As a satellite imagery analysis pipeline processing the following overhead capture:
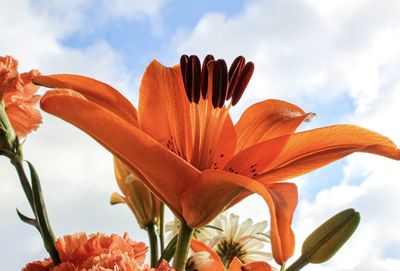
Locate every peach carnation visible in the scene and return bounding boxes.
[0,55,42,137]
[0,55,22,93]
[22,232,163,271]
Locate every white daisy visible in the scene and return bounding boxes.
[165,213,272,267]
[205,213,273,266]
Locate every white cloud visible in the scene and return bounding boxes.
[0,0,149,269]
[173,0,400,109]
[292,39,400,271]
[294,156,400,271]
[102,0,167,20]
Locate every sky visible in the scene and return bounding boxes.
[1,0,400,270]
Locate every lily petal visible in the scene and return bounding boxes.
[190,239,226,271]
[40,89,200,217]
[227,124,400,182]
[33,74,138,126]
[212,115,237,169]
[257,125,400,183]
[266,183,297,265]
[235,99,309,152]
[242,262,272,271]
[139,60,192,159]
[228,258,272,271]
[181,170,297,264]
[182,170,244,227]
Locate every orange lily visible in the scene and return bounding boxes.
[189,239,272,271]
[34,55,400,266]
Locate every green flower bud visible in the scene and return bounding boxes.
[302,208,360,263]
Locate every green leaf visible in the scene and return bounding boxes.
[203,224,223,232]
[157,234,178,266]
[16,208,38,229]
[302,208,361,263]
[27,160,61,264]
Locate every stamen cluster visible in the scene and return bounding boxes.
[180,55,254,108]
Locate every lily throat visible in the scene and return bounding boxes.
[170,54,254,171]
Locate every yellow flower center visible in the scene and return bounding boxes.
[216,239,246,267]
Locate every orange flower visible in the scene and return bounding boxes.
[189,239,272,271]
[0,55,42,138]
[34,55,400,265]
[22,232,150,271]
[143,260,175,271]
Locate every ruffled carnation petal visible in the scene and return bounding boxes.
[0,56,42,137]
[23,233,149,271]
[0,55,22,94]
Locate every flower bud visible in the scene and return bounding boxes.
[112,157,161,229]
[301,208,360,263]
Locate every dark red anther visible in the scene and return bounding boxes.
[180,55,188,86]
[231,62,254,106]
[200,54,214,99]
[188,55,201,103]
[227,56,245,99]
[211,59,228,108]
[181,55,201,103]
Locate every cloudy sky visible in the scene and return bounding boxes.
[1,0,400,270]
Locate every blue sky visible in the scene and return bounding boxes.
[1,0,400,270]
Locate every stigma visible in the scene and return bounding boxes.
[180,55,254,108]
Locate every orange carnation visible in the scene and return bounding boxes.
[0,55,42,137]
[22,233,157,271]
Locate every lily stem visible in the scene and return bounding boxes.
[159,203,165,252]
[285,256,308,271]
[147,223,159,268]
[172,221,194,271]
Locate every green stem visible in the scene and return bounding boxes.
[285,256,308,271]
[13,159,34,210]
[147,223,159,268]
[0,101,16,150]
[172,221,194,271]
[13,160,60,265]
[159,203,165,253]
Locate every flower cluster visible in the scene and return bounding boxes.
[22,232,173,271]
[1,54,398,271]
